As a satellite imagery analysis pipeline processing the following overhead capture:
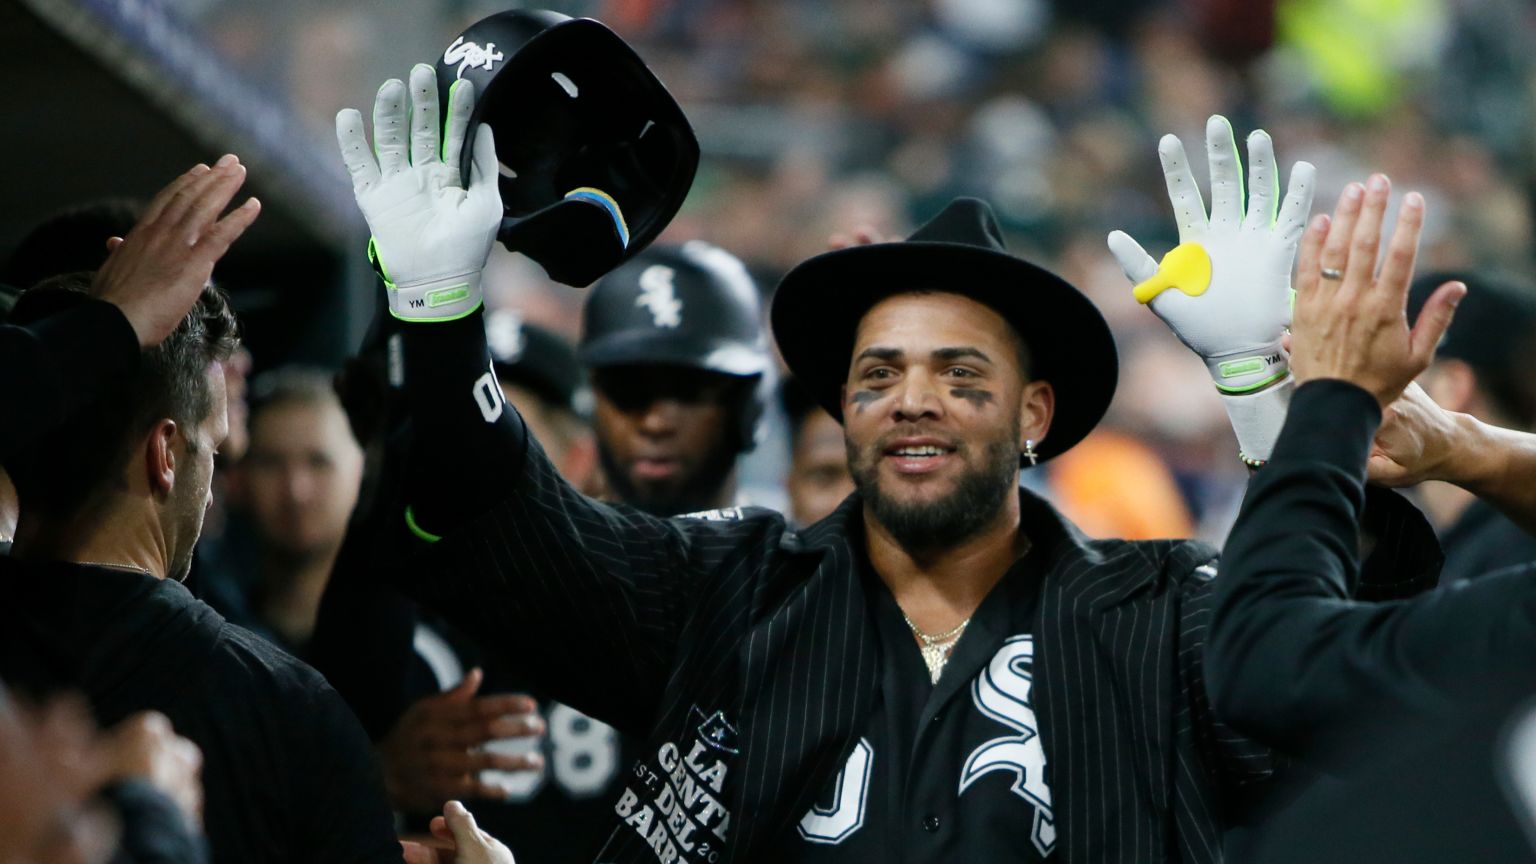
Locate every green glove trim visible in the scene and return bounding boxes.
[425,284,471,308]
[1214,369,1289,395]
[1218,357,1267,378]
[404,506,443,543]
[367,237,398,290]
[442,80,466,164]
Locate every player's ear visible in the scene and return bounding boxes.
[143,419,179,498]
[1018,380,1054,452]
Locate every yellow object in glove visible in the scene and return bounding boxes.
[1133,243,1212,305]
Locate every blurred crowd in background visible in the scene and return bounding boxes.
[6,0,1536,860]
[138,0,1536,544]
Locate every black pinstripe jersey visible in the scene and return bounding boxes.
[769,540,1052,862]
[411,430,1440,864]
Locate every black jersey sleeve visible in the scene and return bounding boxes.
[1,294,140,460]
[395,311,779,733]
[1207,380,1536,758]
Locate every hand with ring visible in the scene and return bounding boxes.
[1288,173,1467,407]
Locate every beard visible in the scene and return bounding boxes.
[598,437,740,518]
[848,423,1021,552]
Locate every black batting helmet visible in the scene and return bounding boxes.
[435,10,699,288]
[579,242,771,451]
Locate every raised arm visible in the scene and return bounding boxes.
[1202,175,1536,756]
[1108,114,1314,467]
[333,66,762,730]
[1,160,258,460]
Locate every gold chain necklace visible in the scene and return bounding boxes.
[77,561,156,578]
[899,609,971,684]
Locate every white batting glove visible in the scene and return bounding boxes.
[1107,115,1315,461]
[336,64,502,323]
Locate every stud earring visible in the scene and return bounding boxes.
[1023,439,1039,467]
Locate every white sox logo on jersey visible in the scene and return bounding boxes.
[443,37,505,79]
[961,635,1055,856]
[637,265,683,328]
[797,635,1055,855]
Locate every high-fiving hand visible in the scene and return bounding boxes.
[1108,115,1316,463]
[1288,174,1465,407]
[337,65,502,323]
[93,157,260,348]
[1109,115,1315,396]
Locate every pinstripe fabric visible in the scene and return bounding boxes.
[411,437,1438,863]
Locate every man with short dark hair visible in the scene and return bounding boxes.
[0,239,400,862]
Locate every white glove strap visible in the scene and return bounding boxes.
[388,271,484,322]
[1219,375,1293,462]
[1204,343,1289,395]
[369,238,484,323]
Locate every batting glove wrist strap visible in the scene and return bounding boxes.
[369,238,484,322]
[1220,375,1292,462]
[1205,344,1289,395]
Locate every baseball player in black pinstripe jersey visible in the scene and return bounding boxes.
[337,71,1442,863]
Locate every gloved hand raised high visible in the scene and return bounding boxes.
[1108,115,1315,462]
[337,64,502,323]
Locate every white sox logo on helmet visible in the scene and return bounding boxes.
[637,265,684,329]
[444,37,505,79]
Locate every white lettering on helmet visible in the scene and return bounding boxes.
[444,37,506,79]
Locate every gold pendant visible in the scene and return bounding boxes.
[920,644,948,684]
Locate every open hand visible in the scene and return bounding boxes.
[378,669,544,814]
[1289,174,1466,407]
[93,157,260,348]
[1108,115,1314,394]
[336,65,501,322]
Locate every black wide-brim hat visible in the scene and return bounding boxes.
[771,197,1118,462]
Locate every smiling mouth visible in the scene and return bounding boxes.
[887,445,950,457]
[882,442,958,474]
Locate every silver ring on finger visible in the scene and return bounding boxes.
[1320,267,1345,280]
